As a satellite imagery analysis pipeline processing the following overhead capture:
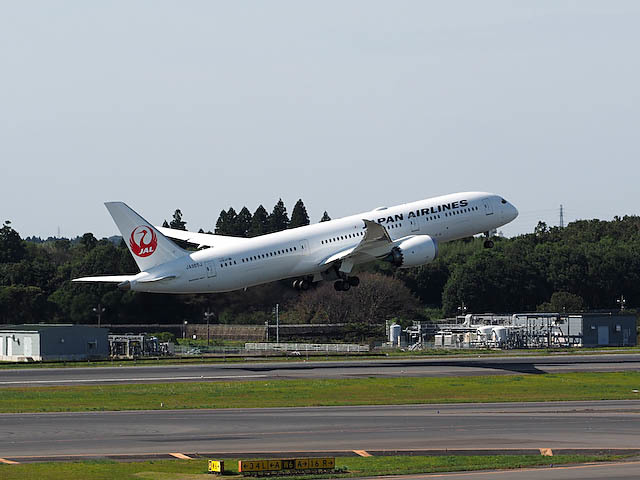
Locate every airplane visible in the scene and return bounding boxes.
[73,192,518,293]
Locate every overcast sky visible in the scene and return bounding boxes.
[2,1,639,239]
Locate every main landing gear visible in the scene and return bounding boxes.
[334,276,360,292]
[292,278,312,290]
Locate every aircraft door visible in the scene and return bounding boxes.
[205,261,217,278]
[482,198,494,216]
[410,218,420,232]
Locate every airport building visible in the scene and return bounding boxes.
[0,325,108,362]
[402,313,637,350]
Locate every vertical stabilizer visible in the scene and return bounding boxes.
[105,202,187,272]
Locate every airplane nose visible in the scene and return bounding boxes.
[508,203,518,222]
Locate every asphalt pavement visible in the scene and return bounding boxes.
[356,460,640,480]
[1,400,639,459]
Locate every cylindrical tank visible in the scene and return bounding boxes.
[389,324,402,345]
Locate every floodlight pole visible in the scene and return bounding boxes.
[92,303,105,328]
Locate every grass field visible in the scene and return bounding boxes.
[0,455,625,480]
[1,372,639,413]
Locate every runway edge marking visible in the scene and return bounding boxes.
[353,450,372,457]
[169,453,193,460]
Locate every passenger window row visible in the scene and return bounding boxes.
[220,246,299,268]
[321,230,364,245]
[444,206,479,217]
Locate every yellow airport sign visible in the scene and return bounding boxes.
[208,460,224,473]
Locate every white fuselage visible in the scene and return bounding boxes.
[128,192,517,293]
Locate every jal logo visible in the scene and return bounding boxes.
[129,225,158,257]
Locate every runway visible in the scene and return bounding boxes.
[360,461,640,480]
[1,353,639,387]
[1,400,639,459]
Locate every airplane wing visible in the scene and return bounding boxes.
[155,226,249,248]
[319,219,394,268]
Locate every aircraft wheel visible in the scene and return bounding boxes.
[293,280,300,289]
[299,280,310,291]
[341,280,351,292]
[483,240,494,249]
[348,276,360,287]
[334,281,343,291]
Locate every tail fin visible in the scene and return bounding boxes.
[105,202,187,272]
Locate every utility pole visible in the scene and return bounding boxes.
[92,303,105,328]
[559,204,564,228]
[204,309,215,346]
[272,304,280,343]
[617,295,626,312]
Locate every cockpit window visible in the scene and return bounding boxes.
[501,198,507,204]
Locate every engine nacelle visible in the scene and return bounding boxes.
[385,235,438,268]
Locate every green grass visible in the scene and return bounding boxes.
[0,455,625,480]
[1,372,639,413]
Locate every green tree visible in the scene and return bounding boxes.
[80,233,97,251]
[268,199,289,233]
[0,221,26,263]
[215,208,238,235]
[537,291,585,313]
[235,207,253,237]
[169,209,187,230]
[320,211,331,222]
[249,205,269,237]
[289,199,310,228]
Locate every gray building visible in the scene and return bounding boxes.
[578,314,637,347]
[0,325,108,362]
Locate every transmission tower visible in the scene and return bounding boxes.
[559,204,564,228]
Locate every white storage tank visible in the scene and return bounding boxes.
[389,324,402,346]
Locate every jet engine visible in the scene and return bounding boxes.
[384,235,438,268]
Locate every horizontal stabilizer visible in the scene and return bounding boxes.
[72,275,137,283]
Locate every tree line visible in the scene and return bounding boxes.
[1,200,639,334]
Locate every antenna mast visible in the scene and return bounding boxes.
[559,204,564,228]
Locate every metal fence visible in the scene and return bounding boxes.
[245,342,369,353]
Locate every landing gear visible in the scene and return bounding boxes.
[293,278,311,290]
[483,230,495,249]
[334,276,360,292]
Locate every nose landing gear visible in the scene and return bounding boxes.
[483,229,497,249]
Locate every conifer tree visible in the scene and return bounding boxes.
[320,211,331,222]
[215,208,240,235]
[289,199,310,228]
[249,205,269,237]
[268,198,289,233]
[169,209,187,231]
[236,207,253,237]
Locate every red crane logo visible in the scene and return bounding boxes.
[129,225,158,257]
